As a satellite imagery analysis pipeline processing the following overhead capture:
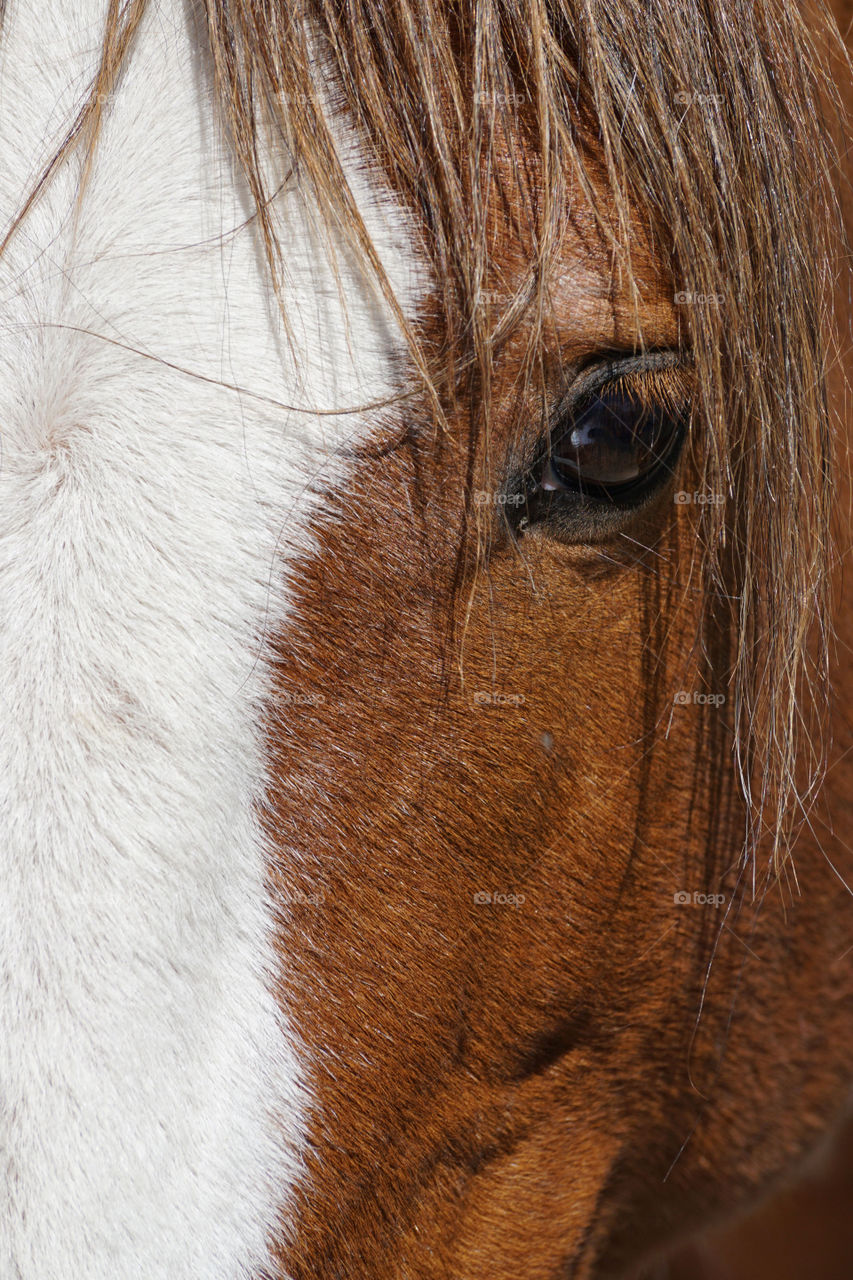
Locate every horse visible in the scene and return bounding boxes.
[1,0,852,1277]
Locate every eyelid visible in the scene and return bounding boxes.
[538,353,691,503]
[556,349,692,418]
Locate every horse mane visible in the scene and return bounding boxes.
[10,0,848,872]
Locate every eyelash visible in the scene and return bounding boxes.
[503,355,693,536]
[543,370,688,497]
[553,359,692,430]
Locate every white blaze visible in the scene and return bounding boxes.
[0,2,419,1276]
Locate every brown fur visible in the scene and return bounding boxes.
[258,2,853,1274]
[206,0,845,870]
[261,121,853,1276]
[6,1,853,1275]
[4,0,842,863]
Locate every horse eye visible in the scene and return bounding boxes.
[542,389,684,500]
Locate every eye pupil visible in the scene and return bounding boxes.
[545,390,681,499]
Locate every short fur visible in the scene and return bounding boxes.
[0,1,422,1276]
[1,1,853,1278]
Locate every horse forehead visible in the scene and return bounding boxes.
[0,3,422,1275]
[0,0,421,458]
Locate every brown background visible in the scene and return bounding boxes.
[641,1114,853,1280]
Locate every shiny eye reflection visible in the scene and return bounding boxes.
[542,388,685,500]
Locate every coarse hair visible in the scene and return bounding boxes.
[7,0,848,870]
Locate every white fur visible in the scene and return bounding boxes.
[0,2,420,1276]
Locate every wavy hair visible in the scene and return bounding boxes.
[7,0,848,869]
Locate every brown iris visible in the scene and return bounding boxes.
[542,389,683,500]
